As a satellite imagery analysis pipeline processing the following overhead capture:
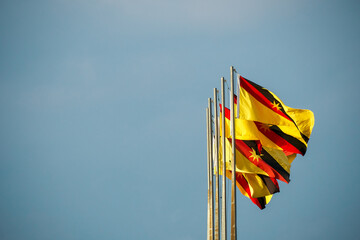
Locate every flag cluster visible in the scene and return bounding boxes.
[218,76,314,209]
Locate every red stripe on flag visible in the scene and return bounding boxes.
[230,138,288,183]
[240,76,292,122]
[219,104,234,120]
[234,172,265,209]
[234,139,286,181]
[254,122,302,155]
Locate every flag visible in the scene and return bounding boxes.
[219,111,292,183]
[220,104,308,155]
[219,150,280,198]
[242,173,279,198]
[214,72,314,210]
[225,171,273,210]
[239,75,314,144]
[232,138,290,183]
[217,104,294,195]
[219,135,289,209]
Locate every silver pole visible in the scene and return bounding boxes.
[230,66,237,240]
[214,89,220,240]
[207,107,211,240]
[208,98,214,240]
[221,77,227,240]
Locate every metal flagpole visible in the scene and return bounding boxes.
[206,107,211,240]
[236,73,240,119]
[208,98,214,240]
[221,77,227,240]
[230,66,237,240]
[213,89,220,240]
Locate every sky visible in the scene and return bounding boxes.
[1,0,360,239]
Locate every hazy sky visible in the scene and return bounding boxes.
[1,1,360,239]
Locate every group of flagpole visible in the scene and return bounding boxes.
[206,66,237,240]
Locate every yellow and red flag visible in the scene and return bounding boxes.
[221,104,308,155]
[218,135,287,209]
[239,76,314,145]
[225,171,274,210]
[216,74,314,209]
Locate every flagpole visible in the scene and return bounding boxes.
[220,77,227,240]
[213,89,220,240]
[206,107,211,240]
[208,98,214,240]
[230,66,237,240]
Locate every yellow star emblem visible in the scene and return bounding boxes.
[249,148,261,163]
[272,101,282,111]
[259,123,272,132]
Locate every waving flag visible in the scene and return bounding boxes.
[218,133,290,183]
[217,106,295,209]
[218,132,292,208]
[242,173,279,198]
[213,70,314,211]
[220,104,308,155]
[225,171,274,210]
[239,76,314,144]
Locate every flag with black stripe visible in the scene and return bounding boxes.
[220,104,310,156]
[239,76,314,145]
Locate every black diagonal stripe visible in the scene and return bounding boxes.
[243,77,309,143]
[242,77,290,118]
[242,140,261,154]
[269,125,308,155]
[300,132,310,143]
[259,175,279,194]
[261,148,290,183]
[257,197,266,210]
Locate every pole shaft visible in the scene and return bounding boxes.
[214,89,220,240]
[208,98,214,240]
[230,66,237,240]
[206,108,211,240]
[221,78,227,240]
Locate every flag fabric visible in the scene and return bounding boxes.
[242,173,279,198]
[232,138,290,183]
[218,135,279,209]
[220,102,309,156]
[218,133,288,209]
[215,73,314,210]
[218,143,280,198]
[218,134,290,183]
[225,171,273,210]
[217,106,295,209]
[239,75,314,145]
[219,111,293,182]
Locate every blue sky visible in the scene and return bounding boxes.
[1,1,359,239]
